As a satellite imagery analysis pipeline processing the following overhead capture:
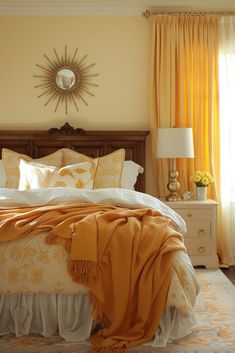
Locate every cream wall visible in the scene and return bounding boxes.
[0,16,157,196]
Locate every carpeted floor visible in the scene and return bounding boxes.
[0,269,235,353]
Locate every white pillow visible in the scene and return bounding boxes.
[121,161,144,190]
[0,160,7,188]
[19,159,97,190]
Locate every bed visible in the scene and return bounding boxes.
[0,123,199,353]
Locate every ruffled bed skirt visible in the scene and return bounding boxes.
[0,293,93,342]
[0,291,196,347]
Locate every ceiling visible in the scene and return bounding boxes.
[0,0,235,16]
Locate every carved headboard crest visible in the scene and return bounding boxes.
[48,122,86,135]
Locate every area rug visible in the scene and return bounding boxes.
[0,269,235,353]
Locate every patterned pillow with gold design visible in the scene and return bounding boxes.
[2,148,64,189]
[63,148,125,188]
[18,159,97,190]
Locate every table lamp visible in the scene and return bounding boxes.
[156,127,194,201]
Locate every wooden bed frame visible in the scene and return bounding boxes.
[0,123,149,193]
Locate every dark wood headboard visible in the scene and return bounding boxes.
[0,123,149,192]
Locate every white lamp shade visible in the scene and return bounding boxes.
[156,128,194,158]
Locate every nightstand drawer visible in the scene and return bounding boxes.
[161,199,218,268]
[184,222,211,238]
[184,239,213,256]
[176,208,212,221]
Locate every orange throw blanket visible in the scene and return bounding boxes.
[0,203,186,353]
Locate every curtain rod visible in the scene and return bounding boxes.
[142,9,235,19]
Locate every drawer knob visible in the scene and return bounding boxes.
[198,246,205,253]
[187,212,192,218]
[198,229,205,236]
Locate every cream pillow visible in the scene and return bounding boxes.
[121,161,144,190]
[19,159,97,190]
[2,148,64,189]
[63,148,125,189]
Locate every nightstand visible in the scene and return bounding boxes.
[161,199,219,269]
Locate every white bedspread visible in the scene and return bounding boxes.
[0,187,186,232]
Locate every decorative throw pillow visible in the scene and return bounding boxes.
[18,159,97,190]
[2,148,64,189]
[121,161,144,190]
[63,148,125,189]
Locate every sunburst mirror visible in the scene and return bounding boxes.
[33,46,99,114]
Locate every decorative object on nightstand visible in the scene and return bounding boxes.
[161,198,219,269]
[183,191,194,201]
[156,128,194,202]
[190,170,214,201]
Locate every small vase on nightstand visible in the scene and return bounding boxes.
[196,186,207,201]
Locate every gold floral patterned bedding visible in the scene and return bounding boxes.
[0,228,198,321]
[167,251,199,317]
[0,231,87,294]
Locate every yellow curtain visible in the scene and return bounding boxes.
[150,14,220,201]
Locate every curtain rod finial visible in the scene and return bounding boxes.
[142,9,151,19]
